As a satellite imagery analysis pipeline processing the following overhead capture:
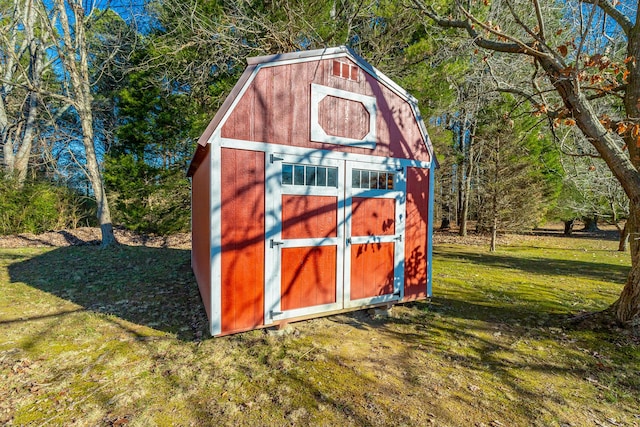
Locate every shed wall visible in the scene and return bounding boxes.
[220,148,265,334]
[404,167,430,300]
[191,146,212,319]
[221,58,430,163]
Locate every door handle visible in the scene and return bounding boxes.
[270,240,284,248]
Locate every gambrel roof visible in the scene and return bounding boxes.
[188,46,436,176]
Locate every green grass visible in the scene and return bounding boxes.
[1,236,638,426]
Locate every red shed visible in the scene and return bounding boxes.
[187,46,436,337]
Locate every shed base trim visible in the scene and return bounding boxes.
[210,298,427,337]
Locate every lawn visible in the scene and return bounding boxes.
[1,233,638,426]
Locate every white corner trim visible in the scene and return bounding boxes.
[209,142,222,336]
[310,83,377,149]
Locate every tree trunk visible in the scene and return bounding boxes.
[1,0,43,184]
[619,221,629,252]
[582,215,600,232]
[459,127,475,237]
[80,111,117,247]
[536,57,640,325]
[490,138,499,252]
[456,156,463,227]
[440,217,451,230]
[13,40,43,184]
[490,217,497,252]
[614,260,640,324]
[613,204,640,323]
[1,94,13,175]
[563,219,575,236]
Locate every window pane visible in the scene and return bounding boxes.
[317,167,327,186]
[360,171,369,189]
[327,167,338,187]
[379,173,387,189]
[352,169,361,188]
[387,173,394,190]
[282,164,293,185]
[370,172,378,189]
[305,166,316,186]
[294,165,305,185]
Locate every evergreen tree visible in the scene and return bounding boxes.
[474,97,562,250]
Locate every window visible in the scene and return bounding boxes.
[352,169,394,190]
[282,164,338,187]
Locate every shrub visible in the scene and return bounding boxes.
[0,176,96,235]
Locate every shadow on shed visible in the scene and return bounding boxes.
[7,245,208,341]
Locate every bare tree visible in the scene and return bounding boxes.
[0,0,51,184]
[414,0,640,325]
[43,0,116,246]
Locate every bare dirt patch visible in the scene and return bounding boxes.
[432,222,623,247]
[0,227,191,249]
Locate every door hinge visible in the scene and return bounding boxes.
[270,154,284,163]
[270,239,284,248]
[395,234,403,242]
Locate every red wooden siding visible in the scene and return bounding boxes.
[221,58,430,162]
[351,197,395,236]
[404,167,429,300]
[350,243,395,300]
[220,148,265,333]
[281,246,337,310]
[191,146,211,320]
[282,195,338,239]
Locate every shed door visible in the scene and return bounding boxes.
[264,154,405,324]
[265,154,345,323]
[345,162,405,308]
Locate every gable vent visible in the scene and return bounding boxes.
[332,60,359,82]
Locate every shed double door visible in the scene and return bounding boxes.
[265,153,406,324]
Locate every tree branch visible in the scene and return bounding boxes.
[483,57,547,108]
[503,0,564,65]
[532,0,546,41]
[574,0,600,74]
[584,84,626,100]
[456,1,552,58]
[412,0,530,55]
